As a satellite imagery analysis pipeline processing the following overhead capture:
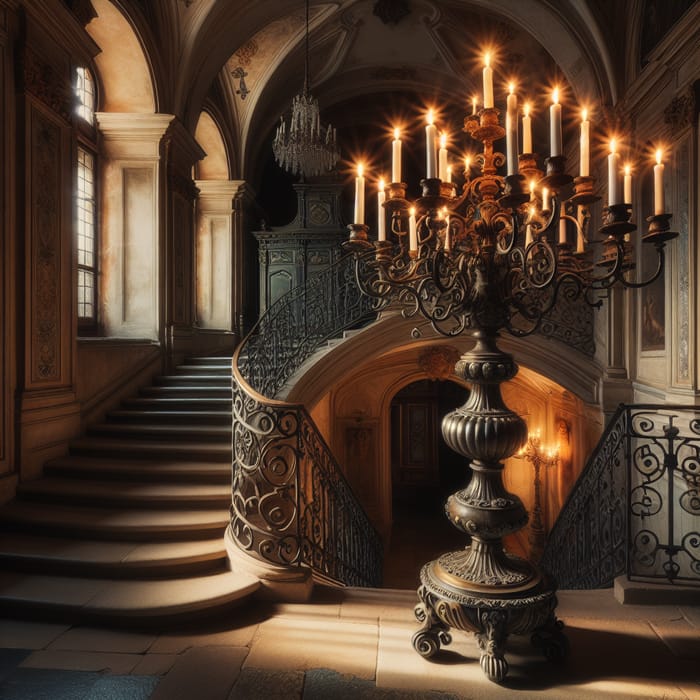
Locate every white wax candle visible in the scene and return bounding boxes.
[464,156,471,178]
[525,222,533,247]
[608,140,620,206]
[522,102,532,154]
[446,165,452,184]
[471,97,477,115]
[483,53,494,109]
[623,164,632,205]
[576,205,585,253]
[506,84,518,176]
[354,164,365,224]
[654,149,665,215]
[580,108,590,177]
[559,201,567,244]
[409,207,417,252]
[392,128,402,183]
[377,179,386,241]
[529,180,535,202]
[444,213,451,252]
[425,110,437,178]
[542,186,550,212]
[550,88,562,157]
[438,133,448,181]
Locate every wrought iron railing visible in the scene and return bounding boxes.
[231,254,383,588]
[542,404,700,589]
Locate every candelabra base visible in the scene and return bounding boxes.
[413,559,567,683]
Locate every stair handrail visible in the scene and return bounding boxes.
[230,253,383,588]
[542,403,700,589]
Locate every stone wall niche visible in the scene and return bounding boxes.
[96,113,174,341]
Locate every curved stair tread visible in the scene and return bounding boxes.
[17,477,230,506]
[69,437,232,461]
[108,409,232,422]
[1,501,229,538]
[88,423,232,437]
[0,570,260,619]
[0,533,226,568]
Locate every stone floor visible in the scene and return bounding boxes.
[1,585,699,699]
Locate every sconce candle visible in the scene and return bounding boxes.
[623,164,632,205]
[542,186,550,212]
[483,53,494,109]
[354,164,365,224]
[377,178,386,241]
[506,83,518,176]
[558,201,567,244]
[654,149,665,215]
[425,110,437,178]
[522,102,532,154]
[607,139,620,206]
[443,207,451,252]
[471,96,477,115]
[577,205,585,253]
[409,207,417,252]
[464,155,471,177]
[550,88,562,157]
[439,133,448,181]
[392,128,402,183]
[580,108,590,177]
[446,165,453,184]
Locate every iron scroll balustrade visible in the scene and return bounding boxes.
[542,405,700,589]
[343,101,678,682]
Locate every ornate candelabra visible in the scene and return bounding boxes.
[516,431,560,562]
[343,87,677,682]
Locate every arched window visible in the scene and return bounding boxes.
[74,66,98,329]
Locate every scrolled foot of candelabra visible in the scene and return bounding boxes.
[477,610,509,683]
[531,615,569,662]
[412,592,453,659]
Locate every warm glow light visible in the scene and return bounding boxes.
[393,127,400,140]
[508,82,515,95]
[484,52,491,68]
[427,109,434,126]
[529,179,535,193]
[624,164,631,177]
[409,206,416,216]
[357,163,364,177]
[441,206,447,218]
[552,87,559,104]
[655,148,663,165]
[465,155,471,169]
[582,107,588,121]
[610,138,617,155]
[528,205,535,219]
[378,177,385,190]
[440,133,447,148]
[524,102,531,118]
[472,96,477,110]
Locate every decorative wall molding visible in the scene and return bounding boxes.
[20,47,71,122]
[664,83,699,133]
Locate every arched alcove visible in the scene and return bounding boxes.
[195,111,230,180]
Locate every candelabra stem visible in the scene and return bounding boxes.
[412,330,567,682]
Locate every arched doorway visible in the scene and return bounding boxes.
[383,379,470,588]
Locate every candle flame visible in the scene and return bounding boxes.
[357,163,364,177]
[427,109,434,126]
[393,127,400,140]
[523,102,531,118]
[484,52,491,68]
[655,148,663,165]
[529,179,535,193]
[528,205,535,218]
[552,87,559,105]
[409,206,416,216]
[610,138,617,154]
[582,107,588,121]
[508,82,515,95]
[378,177,385,190]
[440,133,447,148]
[624,164,631,176]
[472,97,477,108]
[465,155,471,168]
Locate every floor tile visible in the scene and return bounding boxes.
[0,667,100,700]
[130,653,178,676]
[150,646,248,700]
[47,626,156,654]
[228,667,304,699]
[0,620,71,649]
[20,649,142,674]
[85,674,160,700]
[650,617,700,659]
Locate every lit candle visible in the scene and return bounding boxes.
[576,205,585,253]
[472,96,477,115]
[377,178,386,241]
[529,179,535,202]
[446,165,452,184]
[654,149,665,215]
[443,207,451,252]
[623,164,632,205]
[506,83,518,176]
[525,206,535,246]
[559,201,567,244]
[483,53,494,109]
[425,110,437,178]
[464,155,472,178]
[392,127,402,183]
[550,87,562,157]
[522,102,532,154]
[580,108,590,177]
[409,207,417,252]
[608,139,620,206]
[438,133,448,181]
[542,186,550,212]
[354,163,365,224]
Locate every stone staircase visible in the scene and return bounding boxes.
[0,356,260,625]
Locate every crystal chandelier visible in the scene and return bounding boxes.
[344,53,677,683]
[272,0,339,178]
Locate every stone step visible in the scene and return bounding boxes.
[16,477,230,509]
[183,356,231,366]
[0,570,260,624]
[87,422,232,441]
[0,501,229,541]
[69,437,232,462]
[121,396,232,411]
[45,455,231,483]
[0,533,228,579]
[154,375,230,387]
[139,385,231,398]
[174,364,231,375]
[107,408,231,425]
